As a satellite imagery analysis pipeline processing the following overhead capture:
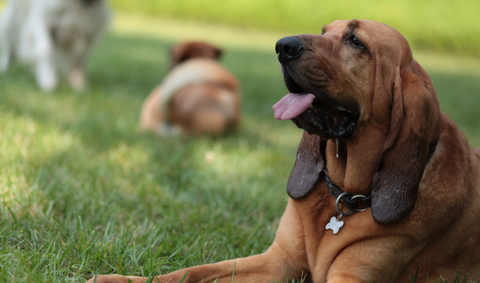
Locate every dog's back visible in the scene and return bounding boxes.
[170,81,239,136]
[140,42,241,137]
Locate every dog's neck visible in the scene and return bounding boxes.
[324,139,348,186]
[325,138,379,195]
[325,138,439,195]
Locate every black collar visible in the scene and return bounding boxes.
[325,140,438,212]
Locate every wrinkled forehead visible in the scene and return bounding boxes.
[324,20,403,40]
[323,20,412,61]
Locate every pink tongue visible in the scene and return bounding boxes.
[272,93,315,120]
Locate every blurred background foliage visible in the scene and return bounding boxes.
[110,0,480,56]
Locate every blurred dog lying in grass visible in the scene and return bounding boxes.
[0,0,110,91]
[140,41,241,137]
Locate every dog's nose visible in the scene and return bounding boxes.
[276,37,304,64]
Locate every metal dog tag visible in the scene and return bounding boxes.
[326,216,344,234]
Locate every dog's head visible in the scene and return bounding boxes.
[275,20,443,224]
[169,41,223,69]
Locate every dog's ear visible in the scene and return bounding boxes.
[371,62,440,224]
[287,132,326,199]
[169,44,189,69]
[211,46,222,59]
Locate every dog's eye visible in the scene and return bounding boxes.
[349,35,364,48]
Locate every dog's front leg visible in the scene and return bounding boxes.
[0,36,12,72]
[159,248,301,283]
[25,17,58,91]
[0,25,12,72]
[317,233,423,283]
[65,35,88,92]
[0,2,14,72]
[88,247,303,283]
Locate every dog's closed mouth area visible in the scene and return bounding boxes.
[273,73,359,140]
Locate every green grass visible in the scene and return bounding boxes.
[108,0,480,56]
[0,13,479,283]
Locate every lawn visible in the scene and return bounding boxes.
[0,13,479,282]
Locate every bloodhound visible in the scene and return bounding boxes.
[139,41,240,137]
[88,20,480,283]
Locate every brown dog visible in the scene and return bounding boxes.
[139,41,240,137]
[90,20,480,283]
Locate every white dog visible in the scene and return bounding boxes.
[0,0,110,91]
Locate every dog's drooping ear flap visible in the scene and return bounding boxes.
[169,44,188,69]
[371,64,438,225]
[287,132,326,199]
[211,46,223,59]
